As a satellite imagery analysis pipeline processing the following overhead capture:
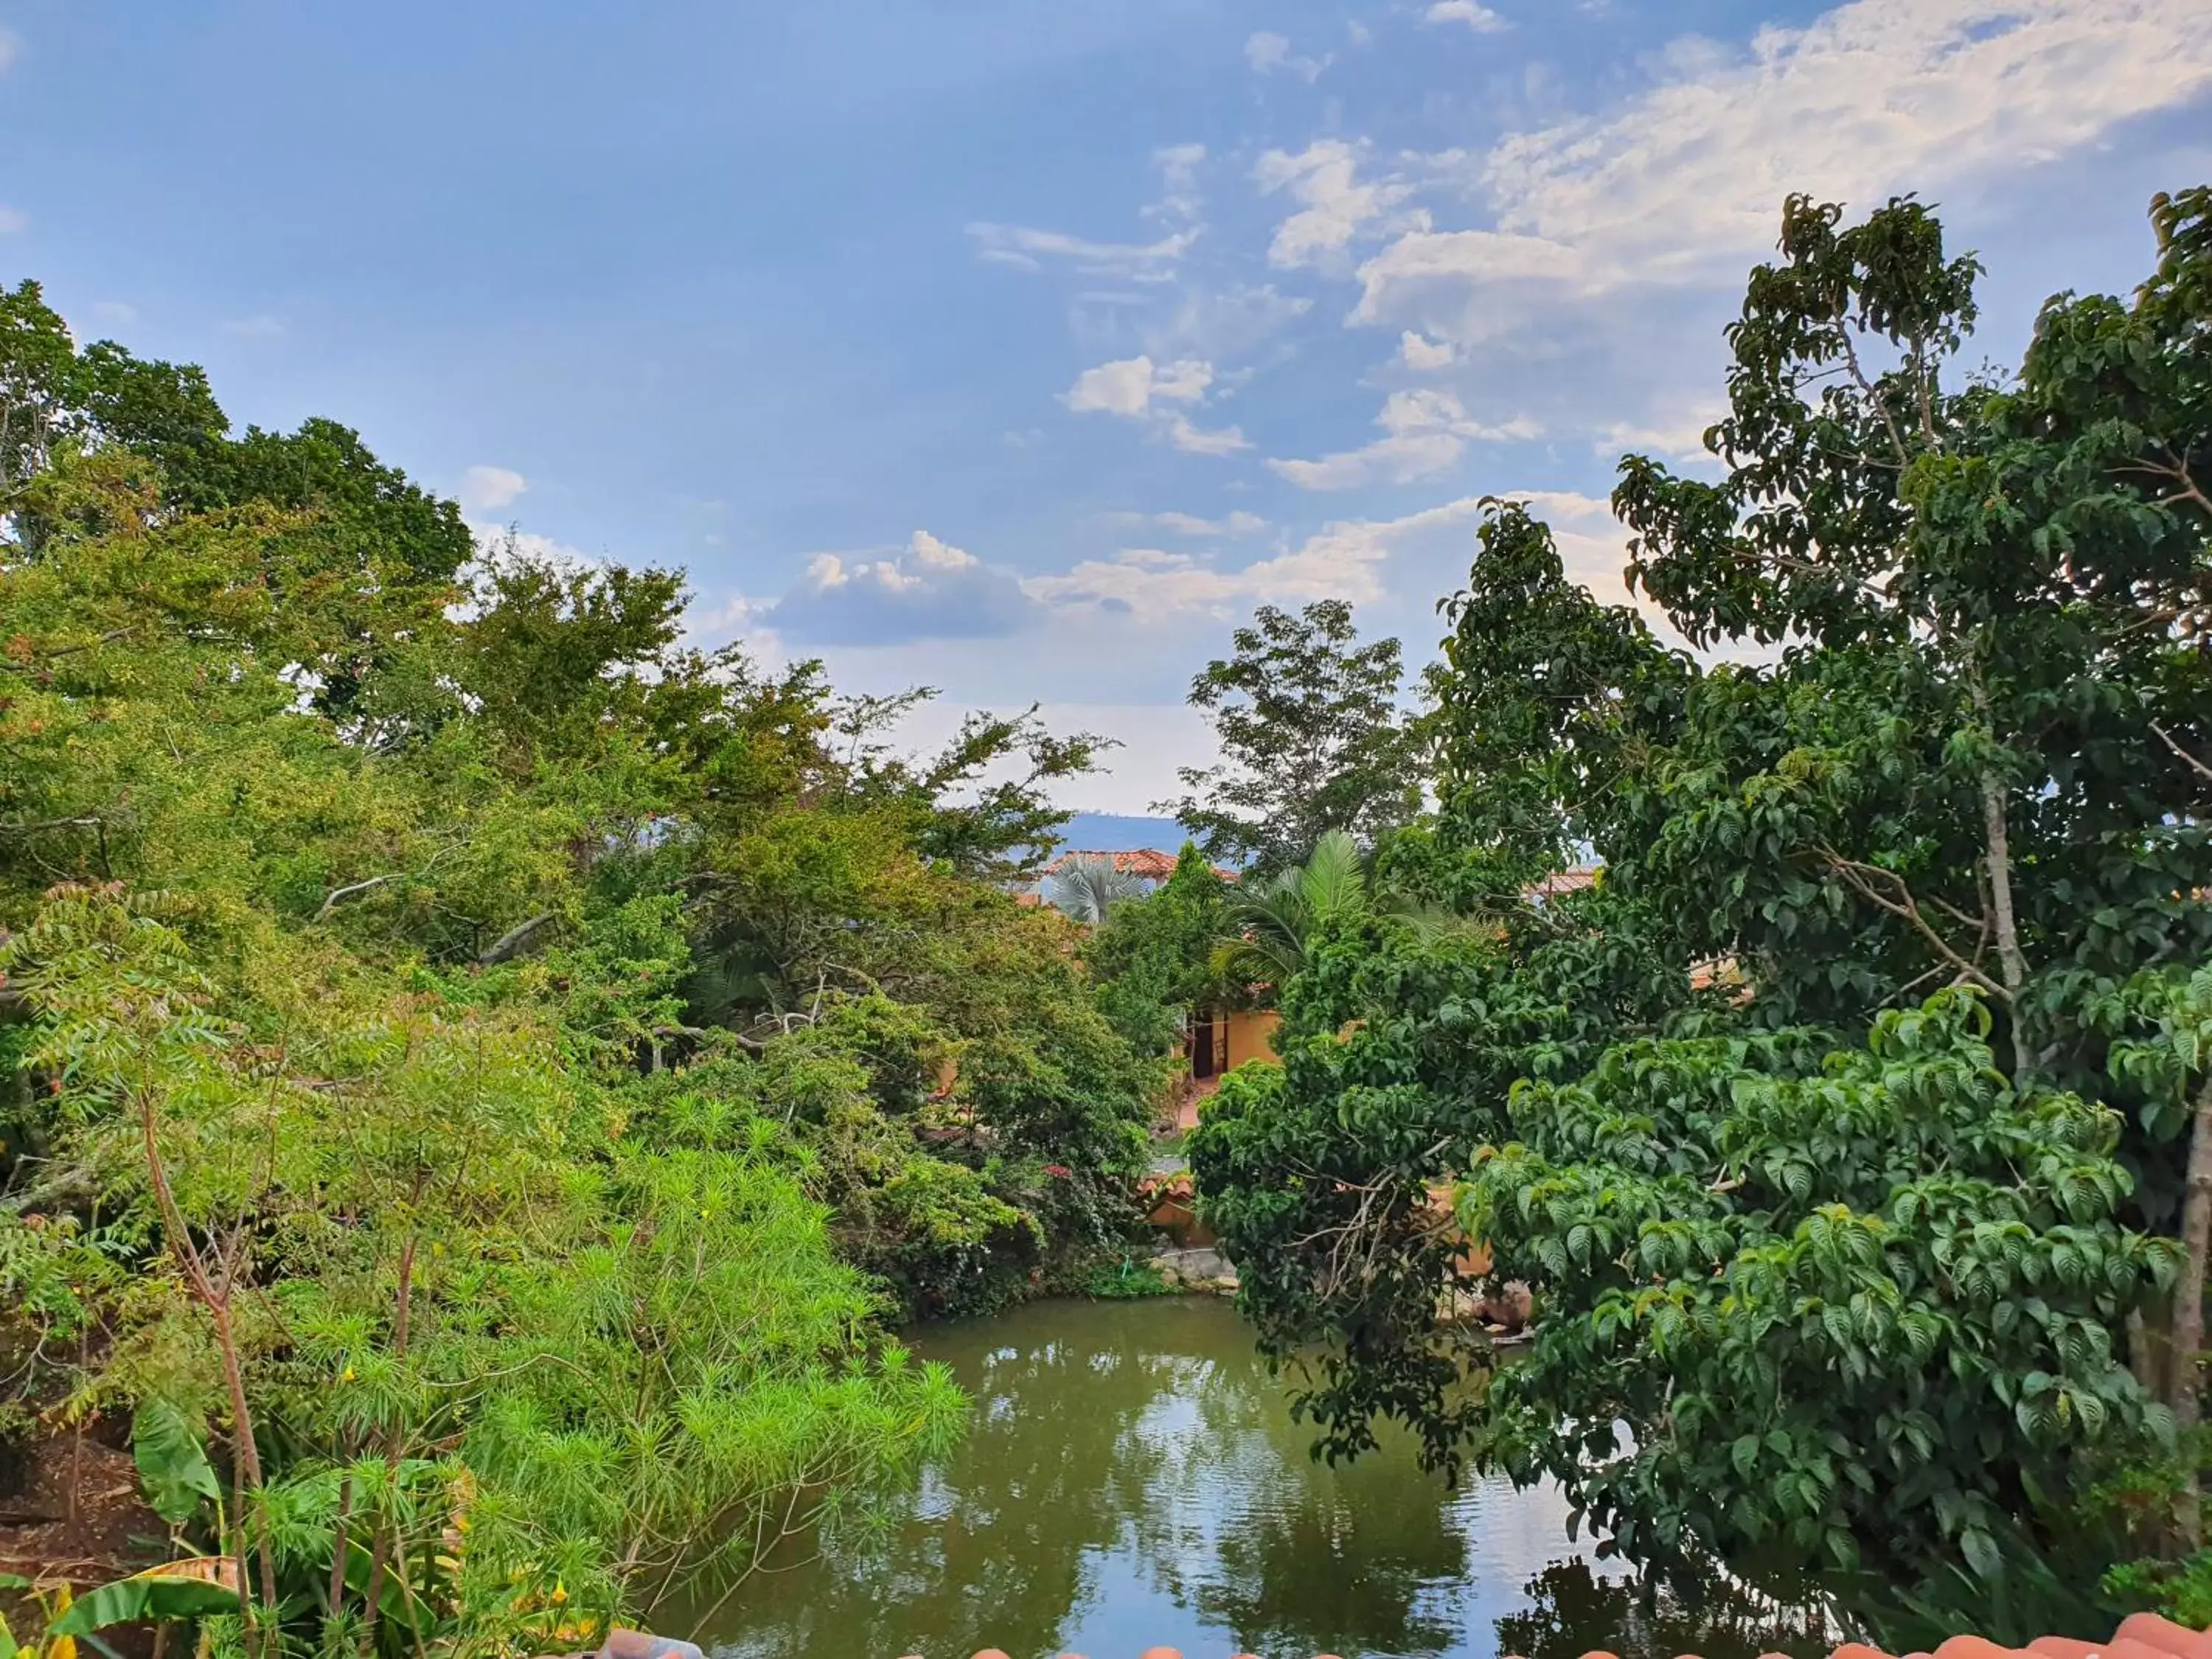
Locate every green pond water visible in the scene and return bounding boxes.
[697,1296,1833,1659]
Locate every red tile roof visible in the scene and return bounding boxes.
[927,1613,2212,1659]
[1042,849,1235,882]
[1523,863,1601,899]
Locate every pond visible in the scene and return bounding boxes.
[698,1297,1832,1659]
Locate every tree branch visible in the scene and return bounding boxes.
[2154,721,2212,790]
[313,874,399,922]
[476,911,557,967]
[1814,844,2010,1002]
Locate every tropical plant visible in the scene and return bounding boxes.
[1210,830,1369,991]
[1046,854,1150,925]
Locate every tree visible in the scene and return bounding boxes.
[1046,854,1149,925]
[1210,829,1370,992]
[0,281,1165,1652]
[1159,599,1424,874]
[1085,844,1232,1056]
[1192,187,2212,1597]
[1427,498,1689,895]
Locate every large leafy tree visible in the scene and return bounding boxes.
[1159,598,1425,874]
[0,285,1159,1652]
[1194,188,2212,1598]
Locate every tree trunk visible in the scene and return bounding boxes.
[2171,1074,2212,1550]
[1978,766,2029,1068]
[328,1477,352,1626]
[139,1091,276,1646]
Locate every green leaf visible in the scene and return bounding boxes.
[131,1399,220,1528]
[46,1574,241,1637]
[1959,1526,2003,1582]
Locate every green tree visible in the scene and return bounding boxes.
[1159,599,1424,874]
[1086,844,1231,1056]
[1193,187,2212,1597]
[0,280,1163,1656]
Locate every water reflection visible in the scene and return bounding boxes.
[696,1298,1827,1659]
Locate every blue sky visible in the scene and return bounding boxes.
[4,1,2208,810]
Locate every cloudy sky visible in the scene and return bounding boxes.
[4,1,2209,810]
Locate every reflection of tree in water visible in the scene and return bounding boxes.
[1495,1560,1839,1659]
[700,1301,1834,1659]
[1119,1347,1471,1657]
[703,1303,1206,1658]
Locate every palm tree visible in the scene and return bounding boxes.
[1211,830,1478,993]
[1210,830,1367,989]
[1048,854,1150,925]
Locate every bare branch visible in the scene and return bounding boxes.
[1814,844,2010,1002]
[313,874,399,922]
[476,911,558,967]
[2154,721,2212,790]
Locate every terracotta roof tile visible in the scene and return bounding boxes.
[917,1614,2211,1659]
[1521,864,1603,900]
[1041,849,1227,882]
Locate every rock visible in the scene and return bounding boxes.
[597,1630,704,1659]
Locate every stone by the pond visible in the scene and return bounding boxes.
[596,1629,703,1659]
[1150,1244,1235,1290]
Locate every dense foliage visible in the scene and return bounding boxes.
[1194,187,2212,1613]
[1158,598,1424,875]
[0,287,1166,1652]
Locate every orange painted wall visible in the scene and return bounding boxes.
[1223,1008,1279,1070]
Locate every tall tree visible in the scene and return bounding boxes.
[1193,187,2212,1600]
[1159,599,1423,874]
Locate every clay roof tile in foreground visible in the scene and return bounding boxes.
[918,1613,2212,1659]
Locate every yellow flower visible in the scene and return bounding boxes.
[342,1366,357,1382]
[549,1581,568,1606]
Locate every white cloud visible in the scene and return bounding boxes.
[1357,0,2212,335]
[1032,490,1642,625]
[1127,509,1270,538]
[1148,142,1208,225]
[457,465,528,512]
[973,147,1210,282]
[1245,30,1332,81]
[1268,387,1537,490]
[221,315,286,341]
[1026,531,1384,619]
[1254,140,1419,271]
[88,300,138,327]
[1347,20,1373,46]
[0,29,20,73]
[970,221,1199,282]
[0,206,25,235]
[771,529,1040,644]
[1398,330,1455,370]
[1426,1,1509,30]
[1063,355,1250,454]
[1599,410,1725,463]
[1028,490,1583,622]
[1063,355,1212,417]
[1166,415,1252,456]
